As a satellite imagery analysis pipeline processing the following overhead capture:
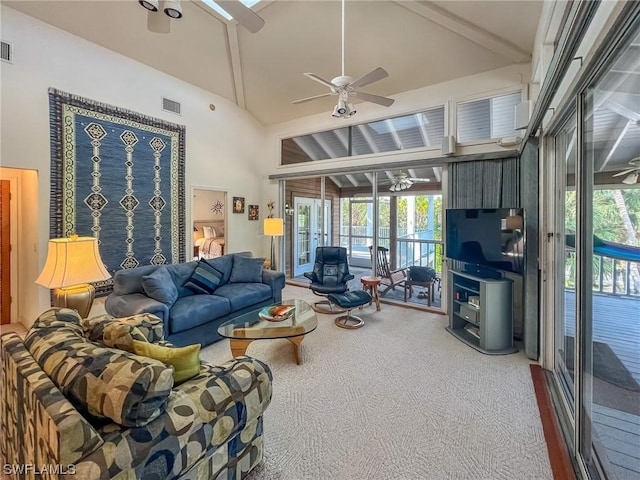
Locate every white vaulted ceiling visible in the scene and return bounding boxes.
[5,0,543,126]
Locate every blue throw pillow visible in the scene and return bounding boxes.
[185,260,224,294]
[204,254,234,285]
[141,266,179,306]
[229,255,265,283]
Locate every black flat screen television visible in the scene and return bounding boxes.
[445,208,525,275]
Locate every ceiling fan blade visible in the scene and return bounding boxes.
[355,91,394,107]
[348,67,389,90]
[612,168,638,177]
[217,0,265,33]
[147,10,171,33]
[409,178,431,182]
[292,93,334,105]
[303,73,336,90]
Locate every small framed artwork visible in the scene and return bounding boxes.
[233,197,245,213]
[248,205,259,221]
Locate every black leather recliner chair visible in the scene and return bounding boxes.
[304,246,354,312]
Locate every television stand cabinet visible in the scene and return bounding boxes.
[446,270,517,355]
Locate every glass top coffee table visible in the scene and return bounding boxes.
[217,299,317,365]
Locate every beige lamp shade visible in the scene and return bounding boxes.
[36,236,111,288]
[264,218,284,236]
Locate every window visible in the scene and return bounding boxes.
[456,91,521,143]
[281,107,445,165]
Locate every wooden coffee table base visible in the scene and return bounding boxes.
[230,336,305,365]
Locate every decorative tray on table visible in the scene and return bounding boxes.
[258,305,296,322]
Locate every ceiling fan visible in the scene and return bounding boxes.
[380,172,431,192]
[612,157,640,185]
[292,0,394,118]
[140,0,265,34]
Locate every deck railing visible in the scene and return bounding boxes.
[566,250,640,297]
[339,225,444,274]
[397,238,444,274]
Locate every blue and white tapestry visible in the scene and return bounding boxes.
[49,88,186,295]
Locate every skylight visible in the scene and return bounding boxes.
[202,0,261,21]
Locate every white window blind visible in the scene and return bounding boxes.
[457,91,521,142]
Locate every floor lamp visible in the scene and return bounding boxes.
[35,236,111,318]
[264,218,284,271]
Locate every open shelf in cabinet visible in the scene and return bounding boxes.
[447,270,517,355]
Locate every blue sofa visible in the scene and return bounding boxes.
[105,252,285,346]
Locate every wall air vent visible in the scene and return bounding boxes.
[1,41,12,64]
[162,97,181,115]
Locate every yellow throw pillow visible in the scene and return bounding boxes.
[132,341,201,384]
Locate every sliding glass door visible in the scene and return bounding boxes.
[547,19,640,480]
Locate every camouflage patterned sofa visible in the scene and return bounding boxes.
[0,308,272,480]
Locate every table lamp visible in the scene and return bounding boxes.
[263,218,284,271]
[35,236,111,318]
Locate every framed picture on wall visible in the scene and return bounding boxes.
[233,197,245,213]
[248,205,259,220]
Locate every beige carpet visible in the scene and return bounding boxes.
[200,285,552,480]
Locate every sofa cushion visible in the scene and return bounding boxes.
[133,341,201,384]
[112,265,158,295]
[204,254,234,284]
[213,283,272,311]
[25,308,174,427]
[185,259,224,294]
[82,314,149,353]
[229,255,265,283]
[141,266,179,306]
[169,295,231,334]
[117,313,165,343]
[165,261,198,297]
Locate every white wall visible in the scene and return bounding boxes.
[0,6,269,325]
[193,189,226,222]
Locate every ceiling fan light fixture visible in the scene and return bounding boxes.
[164,0,183,19]
[347,103,356,116]
[336,99,347,115]
[622,172,639,185]
[139,0,159,11]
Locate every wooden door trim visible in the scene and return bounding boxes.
[0,180,11,324]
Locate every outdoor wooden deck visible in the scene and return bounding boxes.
[565,291,640,480]
[564,292,640,383]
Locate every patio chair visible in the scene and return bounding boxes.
[404,266,438,306]
[369,246,407,297]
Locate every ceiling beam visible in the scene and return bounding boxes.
[293,136,323,161]
[311,133,341,158]
[603,98,640,122]
[597,119,634,172]
[356,125,381,154]
[363,172,374,185]
[385,119,404,149]
[225,23,245,109]
[432,166,441,182]
[395,0,531,64]
[333,128,353,155]
[345,174,360,187]
[416,113,432,147]
[329,175,344,188]
[408,169,418,178]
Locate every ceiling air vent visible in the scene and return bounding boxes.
[1,41,12,64]
[162,97,181,115]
